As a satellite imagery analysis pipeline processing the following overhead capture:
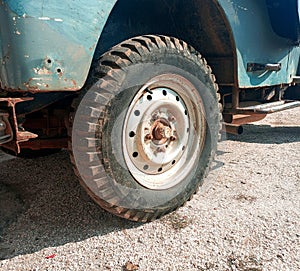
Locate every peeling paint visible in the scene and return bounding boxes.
[71,79,77,88]
[0,0,117,91]
[33,67,52,75]
[3,0,297,91]
[38,17,63,22]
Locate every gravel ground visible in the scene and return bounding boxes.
[0,108,299,271]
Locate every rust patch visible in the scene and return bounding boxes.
[16,131,38,142]
[0,97,36,153]
[24,78,41,92]
[33,66,52,75]
[24,84,40,92]
[71,79,77,88]
[56,69,63,77]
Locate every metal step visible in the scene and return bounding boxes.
[228,100,300,114]
[292,76,300,84]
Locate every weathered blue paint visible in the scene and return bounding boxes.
[218,0,300,88]
[0,0,300,91]
[0,0,117,91]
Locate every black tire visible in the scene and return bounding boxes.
[70,35,221,222]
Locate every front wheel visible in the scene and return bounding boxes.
[70,35,221,222]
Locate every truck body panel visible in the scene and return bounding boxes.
[219,0,300,88]
[0,0,116,91]
[1,0,300,92]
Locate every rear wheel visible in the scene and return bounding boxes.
[70,35,221,222]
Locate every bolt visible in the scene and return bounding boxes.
[152,112,159,120]
[164,127,172,138]
[144,134,152,141]
[156,147,166,153]
[168,115,176,122]
[170,136,177,142]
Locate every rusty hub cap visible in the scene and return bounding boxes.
[150,119,173,143]
[123,74,206,190]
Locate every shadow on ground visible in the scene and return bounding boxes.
[226,124,300,144]
[0,151,141,260]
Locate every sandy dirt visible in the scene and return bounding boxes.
[0,108,299,270]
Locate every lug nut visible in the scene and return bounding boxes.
[157,147,166,153]
[145,134,152,141]
[168,116,176,122]
[152,112,160,120]
[170,136,176,142]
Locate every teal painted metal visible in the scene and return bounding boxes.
[0,0,117,91]
[0,0,300,91]
[218,0,300,88]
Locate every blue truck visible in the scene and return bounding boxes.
[0,0,299,221]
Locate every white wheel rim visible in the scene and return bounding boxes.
[123,74,206,190]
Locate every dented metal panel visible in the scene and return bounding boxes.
[0,0,117,91]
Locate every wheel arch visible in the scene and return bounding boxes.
[94,0,237,87]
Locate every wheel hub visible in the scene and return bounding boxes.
[150,119,174,143]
